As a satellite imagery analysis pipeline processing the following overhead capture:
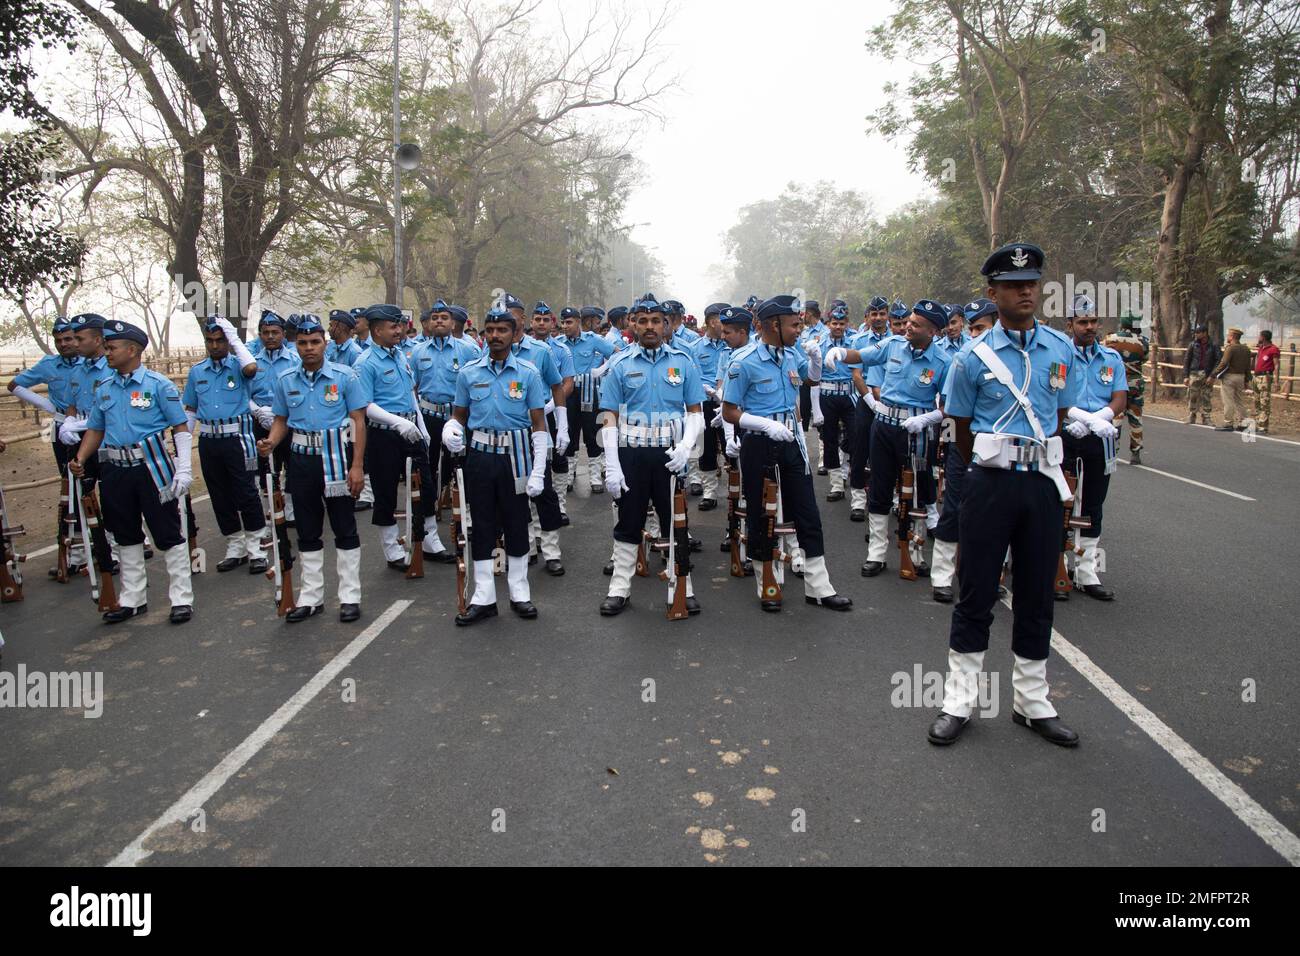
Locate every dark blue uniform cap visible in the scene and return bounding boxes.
[429,298,451,314]
[68,312,106,331]
[362,303,404,325]
[349,307,365,318]
[607,306,629,322]
[963,297,998,323]
[912,299,947,329]
[662,300,684,316]
[533,301,552,315]
[938,303,954,320]
[889,300,909,320]
[259,310,285,328]
[580,306,605,320]
[720,307,754,326]
[329,309,357,328]
[502,293,524,311]
[295,314,325,335]
[743,295,760,310]
[103,319,149,347]
[829,305,849,320]
[483,306,515,326]
[631,296,664,315]
[52,316,73,333]
[559,307,579,320]
[201,314,224,332]
[868,295,889,312]
[803,299,820,314]
[448,305,469,325]
[285,313,301,330]
[703,302,730,318]
[981,241,1045,282]
[756,295,799,322]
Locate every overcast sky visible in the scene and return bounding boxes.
[616,0,931,308]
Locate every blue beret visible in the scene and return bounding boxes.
[329,309,357,328]
[607,306,629,322]
[349,307,365,318]
[703,302,730,318]
[662,300,684,316]
[1068,294,1096,318]
[448,306,469,325]
[53,317,74,333]
[285,313,301,330]
[103,319,148,347]
[756,295,799,322]
[868,296,889,312]
[68,312,106,331]
[803,299,820,314]
[430,298,451,314]
[912,299,947,329]
[532,301,552,315]
[293,314,324,335]
[631,296,664,315]
[889,301,910,320]
[559,307,579,319]
[362,303,404,324]
[981,241,1044,282]
[259,310,284,329]
[502,293,524,311]
[483,306,515,326]
[580,306,605,320]
[720,307,753,326]
[829,305,849,320]
[201,314,224,333]
[963,298,998,323]
[938,303,954,320]
[743,295,760,310]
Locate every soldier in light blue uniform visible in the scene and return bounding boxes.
[529,302,578,517]
[183,315,266,574]
[1061,293,1126,601]
[604,306,630,352]
[596,296,705,617]
[557,306,615,496]
[844,297,892,519]
[721,295,851,614]
[441,307,550,626]
[807,304,858,503]
[260,315,367,623]
[68,321,194,625]
[938,304,970,355]
[251,310,300,520]
[326,310,364,367]
[411,299,480,561]
[688,303,731,508]
[928,242,1083,749]
[447,305,482,355]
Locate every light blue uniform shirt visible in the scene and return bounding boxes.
[560,331,615,375]
[454,352,546,431]
[944,321,1080,438]
[183,354,254,420]
[847,329,889,389]
[674,325,701,346]
[451,334,482,357]
[604,328,628,352]
[538,335,575,380]
[939,332,970,356]
[691,336,728,386]
[722,343,809,415]
[413,335,480,404]
[813,333,855,384]
[326,338,364,367]
[798,321,827,352]
[252,347,300,405]
[66,354,110,415]
[855,337,953,409]
[1070,341,1128,412]
[599,343,705,422]
[271,362,367,430]
[354,345,417,414]
[511,336,561,389]
[87,366,187,445]
[15,353,81,413]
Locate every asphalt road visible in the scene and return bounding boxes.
[1,416,1296,866]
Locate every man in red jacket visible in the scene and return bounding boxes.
[1253,330,1282,435]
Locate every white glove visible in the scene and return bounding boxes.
[415,407,431,443]
[710,407,725,429]
[809,386,824,427]
[59,416,89,445]
[824,347,847,371]
[591,362,611,380]
[526,430,549,497]
[396,418,421,442]
[13,385,57,415]
[664,411,704,473]
[703,382,719,401]
[902,408,944,434]
[252,404,275,430]
[866,393,886,415]
[739,411,793,442]
[726,435,741,457]
[216,316,256,367]
[367,402,420,441]
[1065,420,1089,439]
[442,418,465,453]
[554,405,570,455]
[599,425,628,499]
[1088,417,1118,439]
[170,430,194,497]
[807,345,823,380]
[544,398,555,415]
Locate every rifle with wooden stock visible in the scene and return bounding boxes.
[55,474,73,583]
[1056,459,1089,596]
[758,465,782,605]
[404,457,424,579]
[76,478,118,613]
[727,463,747,577]
[0,481,26,603]
[895,441,927,581]
[659,475,691,621]
[451,462,469,616]
[263,473,295,616]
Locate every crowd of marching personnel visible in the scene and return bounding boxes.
[2,242,1153,746]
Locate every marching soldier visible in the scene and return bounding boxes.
[527,302,576,519]
[929,242,1082,748]
[258,315,366,623]
[796,301,826,437]
[1062,295,1125,601]
[690,303,731,510]
[1102,312,1148,465]
[938,305,969,355]
[721,295,852,613]
[605,306,631,351]
[441,306,550,625]
[326,309,365,367]
[182,316,267,574]
[846,298,892,520]
[807,304,856,503]
[930,298,998,603]
[825,300,953,577]
[558,306,616,496]
[448,304,481,352]
[597,296,706,616]
[411,299,479,562]
[352,304,431,569]
[251,311,301,521]
[68,320,194,624]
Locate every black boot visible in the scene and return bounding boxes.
[1012,711,1079,747]
[286,605,323,623]
[927,712,969,745]
[455,603,497,626]
[600,595,629,616]
[103,604,146,624]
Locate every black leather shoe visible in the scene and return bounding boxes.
[603,561,614,575]
[387,558,408,572]
[1077,583,1115,601]
[689,482,703,496]
[933,585,954,603]
[806,594,852,610]
[510,600,538,619]
[1054,590,1070,602]
[719,538,731,553]
[1012,711,1079,747]
[688,535,702,553]
[741,558,754,577]
[760,598,782,613]
[914,560,930,578]
[143,546,154,559]
[455,603,497,626]
[600,595,629,616]
[248,557,269,574]
[354,500,373,512]
[816,466,828,476]
[169,605,193,624]
[673,596,701,616]
[217,556,248,573]
[861,561,886,577]
[698,498,717,511]
[826,490,844,502]
[103,604,146,624]
[425,550,457,564]
[1130,451,1142,466]
[529,553,538,566]
[286,604,323,623]
[545,559,565,576]
[927,712,969,745]
[560,514,571,527]
[850,508,865,522]
[1214,424,1235,431]
[339,603,361,623]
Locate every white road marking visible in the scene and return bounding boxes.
[1002,595,1300,866]
[107,598,413,867]
[1117,460,1256,501]
[1147,414,1300,447]
[22,495,212,560]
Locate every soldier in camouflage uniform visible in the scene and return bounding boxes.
[1104,313,1149,465]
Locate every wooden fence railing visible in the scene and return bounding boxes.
[1146,342,1298,402]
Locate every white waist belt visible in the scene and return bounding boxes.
[471,429,520,447]
[99,444,146,464]
[819,381,854,396]
[419,399,453,417]
[291,430,325,448]
[198,420,247,436]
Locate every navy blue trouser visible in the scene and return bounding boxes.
[464,448,530,560]
[848,397,874,489]
[948,466,1061,661]
[198,435,265,537]
[739,432,824,560]
[819,392,854,470]
[932,444,966,544]
[287,450,359,552]
[867,419,937,516]
[1061,432,1111,536]
[99,462,184,550]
